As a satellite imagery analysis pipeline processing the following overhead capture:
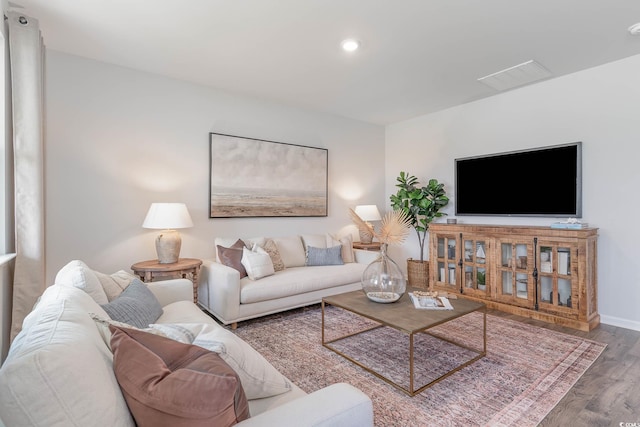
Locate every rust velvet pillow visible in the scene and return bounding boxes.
[109,325,250,427]
[217,239,248,279]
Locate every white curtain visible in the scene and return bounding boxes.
[7,11,46,340]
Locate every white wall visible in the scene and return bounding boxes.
[43,50,640,330]
[385,53,640,330]
[45,51,385,286]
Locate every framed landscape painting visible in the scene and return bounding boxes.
[209,133,328,218]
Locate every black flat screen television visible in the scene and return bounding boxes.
[455,142,582,217]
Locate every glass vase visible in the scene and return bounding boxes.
[361,244,406,303]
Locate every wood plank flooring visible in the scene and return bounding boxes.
[487,310,640,427]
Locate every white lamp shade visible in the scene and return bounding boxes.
[354,205,382,222]
[142,203,194,229]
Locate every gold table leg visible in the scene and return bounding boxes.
[322,303,487,397]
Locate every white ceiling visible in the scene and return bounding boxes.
[10,0,640,125]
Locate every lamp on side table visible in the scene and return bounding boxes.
[142,203,194,264]
[354,205,382,244]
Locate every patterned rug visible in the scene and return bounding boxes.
[232,305,605,427]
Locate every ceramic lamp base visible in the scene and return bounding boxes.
[359,230,373,244]
[155,230,181,263]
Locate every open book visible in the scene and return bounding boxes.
[409,293,454,310]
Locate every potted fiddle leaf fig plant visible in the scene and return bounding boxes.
[390,172,449,288]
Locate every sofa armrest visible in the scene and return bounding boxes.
[238,383,373,427]
[197,260,241,324]
[147,278,193,306]
[354,249,380,265]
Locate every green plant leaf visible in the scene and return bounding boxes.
[389,172,449,262]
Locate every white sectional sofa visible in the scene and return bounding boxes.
[198,234,378,328]
[0,261,373,427]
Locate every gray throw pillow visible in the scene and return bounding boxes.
[306,245,344,266]
[100,279,164,328]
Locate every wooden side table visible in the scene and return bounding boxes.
[131,258,203,303]
[353,242,382,251]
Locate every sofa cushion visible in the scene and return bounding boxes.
[327,233,355,263]
[110,325,250,427]
[301,234,327,249]
[240,263,366,304]
[241,246,275,280]
[157,300,220,324]
[263,238,286,271]
[148,323,292,400]
[217,239,248,278]
[101,279,164,328]
[306,245,344,266]
[0,286,134,427]
[95,269,137,301]
[273,236,306,268]
[55,259,109,304]
[242,237,267,251]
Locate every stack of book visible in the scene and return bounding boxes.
[408,293,454,310]
[550,222,589,229]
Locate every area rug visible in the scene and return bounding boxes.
[232,305,606,427]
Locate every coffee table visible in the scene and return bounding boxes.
[322,288,486,396]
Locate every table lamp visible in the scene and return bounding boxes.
[354,205,382,244]
[142,203,194,264]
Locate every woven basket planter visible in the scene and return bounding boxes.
[407,258,429,289]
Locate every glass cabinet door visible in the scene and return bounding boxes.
[538,244,576,312]
[435,236,458,290]
[461,237,488,297]
[496,240,534,307]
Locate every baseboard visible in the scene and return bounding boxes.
[600,314,640,332]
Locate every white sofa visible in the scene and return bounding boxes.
[198,234,379,328]
[0,262,373,427]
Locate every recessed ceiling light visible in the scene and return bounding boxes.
[341,39,360,52]
[629,23,640,35]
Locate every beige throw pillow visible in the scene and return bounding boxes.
[272,236,306,267]
[301,234,327,249]
[94,270,137,301]
[327,233,355,263]
[263,239,286,271]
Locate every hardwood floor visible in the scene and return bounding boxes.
[487,310,640,427]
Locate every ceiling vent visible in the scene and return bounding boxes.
[477,60,552,91]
